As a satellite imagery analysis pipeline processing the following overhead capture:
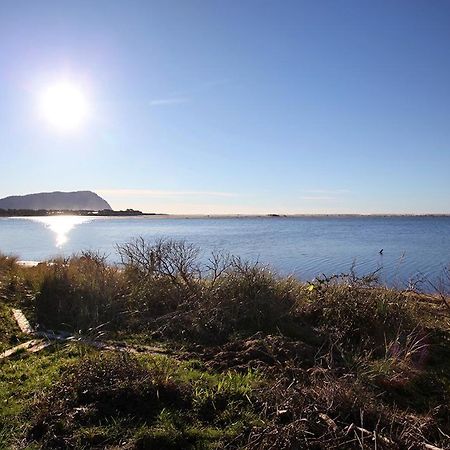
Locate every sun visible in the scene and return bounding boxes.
[38,81,89,132]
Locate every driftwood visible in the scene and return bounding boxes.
[0,308,172,361]
[12,308,34,334]
[0,339,51,359]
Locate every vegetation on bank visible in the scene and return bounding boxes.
[0,239,449,449]
[0,209,152,217]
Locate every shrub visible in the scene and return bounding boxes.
[35,252,126,332]
[200,258,298,340]
[117,238,202,325]
[0,253,18,277]
[0,253,21,302]
[118,239,301,343]
[305,273,417,356]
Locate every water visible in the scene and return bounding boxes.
[1,215,450,288]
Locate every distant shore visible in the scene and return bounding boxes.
[0,208,165,217]
[1,209,450,219]
[158,213,450,219]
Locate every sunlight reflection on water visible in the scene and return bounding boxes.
[27,216,93,247]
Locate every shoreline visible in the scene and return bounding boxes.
[3,213,450,219]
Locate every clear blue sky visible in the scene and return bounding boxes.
[1,0,450,214]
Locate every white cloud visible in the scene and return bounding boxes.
[149,97,190,106]
[302,189,350,195]
[300,196,335,201]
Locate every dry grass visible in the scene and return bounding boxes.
[33,252,127,332]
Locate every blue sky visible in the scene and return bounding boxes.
[1,0,450,214]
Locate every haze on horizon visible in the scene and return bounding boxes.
[1,1,450,215]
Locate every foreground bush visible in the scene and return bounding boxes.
[118,238,202,326]
[35,252,127,332]
[305,278,416,352]
[3,240,303,338]
[0,253,18,277]
[0,253,28,305]
[117,239,302,342]
[1,238,428,347]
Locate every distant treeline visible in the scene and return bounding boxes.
[0,208,158,217]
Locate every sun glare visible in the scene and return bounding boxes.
[31,216,92,247]
[38,81,89,132]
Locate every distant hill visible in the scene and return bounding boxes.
[0,191,112,211]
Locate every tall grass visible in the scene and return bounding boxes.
[35,251,126,332]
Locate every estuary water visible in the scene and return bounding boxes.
[1,215,449,288]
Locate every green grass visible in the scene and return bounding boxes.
[0,345,86,448]
[0,348,260,449]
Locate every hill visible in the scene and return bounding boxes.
[0,191,111,211]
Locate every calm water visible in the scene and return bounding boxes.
[1,215,449,288]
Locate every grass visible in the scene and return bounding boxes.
[0,344,85,448]
[0,241,449,449]
[4,349,260,449]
